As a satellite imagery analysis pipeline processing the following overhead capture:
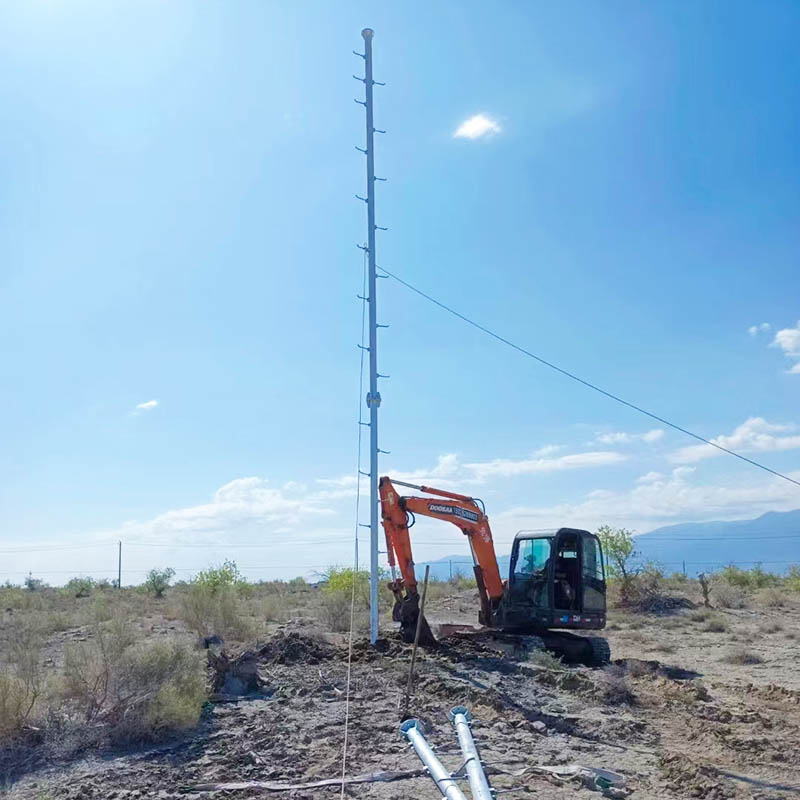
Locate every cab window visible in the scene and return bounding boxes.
[514,538,551,577]
[581,535,604,581]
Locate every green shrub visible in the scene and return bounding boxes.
[322,567,371,603]
[177,584,254,641]
[192,560,245,593]
[720,563,780,590]
[144,567,176,598]
[317,590,362,633]
[0,673,28,740]
[24,574,46,592]
[65,576,95,598]
[63,624,205,743]
[0,624,45,740]
[785,566,800,592]
[287,576,309,593]
[526,648,566,671]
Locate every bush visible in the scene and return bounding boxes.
[261,595,287,623]
[720,563,779,590]
[526,648,566,671]
[0,625,45,741]
[287,576,309,593]
[712,582,748,609]
[144,567,176,598]
[721,647,763,665]
[63,623,205,743]
[317,590,361,633]
[321,567,370,603]
[177,584,254,641]
[786,566,800,592]
[192,560,245,593]
[756,587,787,608]
[23,574,46,592]
[0,673,28,740]
[701,617,728,633]
[65,576,95,598]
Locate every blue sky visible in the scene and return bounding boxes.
[1,1,798,584]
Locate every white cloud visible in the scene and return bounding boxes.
[771,321,800,373]
[671,417,800,463]
[463,451,625,482]
[593,429,664,445]
[636,471,664,484]
[453,113,501,140]
[773,321,800,356]
[134,399,158,413]
[748,322,771,337]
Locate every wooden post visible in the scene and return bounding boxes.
[401,565,430,720]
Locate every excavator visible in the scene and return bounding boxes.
[380,476,611,666]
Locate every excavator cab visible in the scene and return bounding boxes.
[501,528,606,632]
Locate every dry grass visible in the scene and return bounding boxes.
[721,647,764,665]
[761,621,783,634]
[526,649,566,671]
[755,587,788,608]
[61,620,205,744]
[700,616,729,633]
[711,582,748,609]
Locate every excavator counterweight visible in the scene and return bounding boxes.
[379,476,611,666]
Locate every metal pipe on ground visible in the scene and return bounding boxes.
[449,706,493,800]
[399,719,468,800]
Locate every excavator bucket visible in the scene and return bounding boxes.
[391,588,437,647]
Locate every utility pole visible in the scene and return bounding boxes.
[355,27,385,644]
[118,540,122,589]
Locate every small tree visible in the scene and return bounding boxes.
[144,567,176,598]
[597,525,637,604]
[66,576,96,598]
[24,573,45,592]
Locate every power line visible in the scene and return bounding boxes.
[381,267,800,489]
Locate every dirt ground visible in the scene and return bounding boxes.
[5,588,800,800]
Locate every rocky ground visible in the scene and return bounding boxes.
[5,590,800,800]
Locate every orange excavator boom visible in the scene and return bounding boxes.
[379,476,504,632]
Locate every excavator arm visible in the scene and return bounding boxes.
[379,476,504,641]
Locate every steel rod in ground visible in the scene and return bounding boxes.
[399,719,468,800]
[401,564,430,719]
[449,706,493,800]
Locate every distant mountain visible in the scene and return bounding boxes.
[632,509,800,574]
[414,509,800,580]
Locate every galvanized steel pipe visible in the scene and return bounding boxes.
[449,706,493,800]
[399,719,468,800]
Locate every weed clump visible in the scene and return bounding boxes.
[721,647,764,666]
[62,621,205,744]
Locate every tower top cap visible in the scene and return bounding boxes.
[361,28,374,39]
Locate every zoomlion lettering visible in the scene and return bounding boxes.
[428,503,480,523]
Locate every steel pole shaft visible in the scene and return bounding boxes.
[361,27,381,645]
[400,720,468,800]
[449,707,493,800]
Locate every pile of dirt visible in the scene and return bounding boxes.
[255,629,339,665]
